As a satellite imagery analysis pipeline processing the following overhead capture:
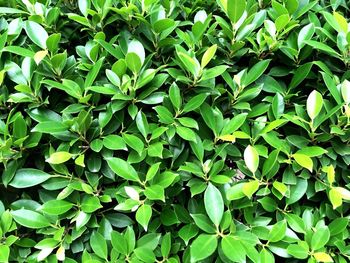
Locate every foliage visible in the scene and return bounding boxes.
[0,0,350,262]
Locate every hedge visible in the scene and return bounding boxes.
[0,0,350,262]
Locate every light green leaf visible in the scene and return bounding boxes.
[24,21,48,49]
[227,0,246,23]
[46,151,72,164]
[144,185,165,201]
[136,204,152,231]
[297,24,315,49]
[10,169,52,188]
[307,90,323,120]
[242,180,260,199]
[169,83,181,110]
[103,135,127,150]
[341,80,350,104]
[244,145,259,174]
[268,220,287,242]
[90,231,108,259]
[329,188,342,209]
[293,153,313,172]
[190,234,218,262]
[106,157,139,181]
[176,126,197,142]
[221,236,246,262]
[0,245,10,262]
[39,200,73,215]
[311,226,330,250]
[122,133,144,155]
[201,44,217,68]
[204,183,224,226]
[11,209,51,229]
[81,196,102,213]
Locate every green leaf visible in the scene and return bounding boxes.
[169,83,181,110]
[78,0,90,16]
[39,200,73,215]
[106,157,139,181]
[221,236,246,262]
[287,244,309,259]
[0,245,10,262]
[311,226,330,250]
[268,220,287,242]
[176,126,197,142]
[144,185,165,201]
[243,60,270,87]
[204,183,224,226]
[286,179,308,205]
[111,231,128,255]
[122,133,144,155]
[260,248,275,263]
[128,40,145,64]
[42,79,82,99]
[288,63,312,90]
[103,135,127,150]
[46,151,72,164]
[177,51,200,77]
[307,90,323,120]
[0,7,26,14]
[297,24,315,49]
[244,145,259,174]
[190,234,218,262]
[305,40,340,57]
[221,113,247,135]
[183,93,207,113]
[285,214,306,234]
[81,196,103,213]
[11,209,50,229]
[134,247,155,263]
[296,146,327,157]
[10,169,52,188]
[146,162,161,181]
[136,204,152,231]
[227,0,246,23]
[24,21,48,49]
[329,218,349,236]
[126,53,142,73]
[90,231,108,259]
[85,57,104,88]
[136,111,149,138]
[179,224,199,245]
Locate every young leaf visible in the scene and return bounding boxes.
[307,90,323,120]
[244,145,259,174]
[201,44,217,68]
[46,151,72,164]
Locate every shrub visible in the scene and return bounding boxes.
[0,0,350,262]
